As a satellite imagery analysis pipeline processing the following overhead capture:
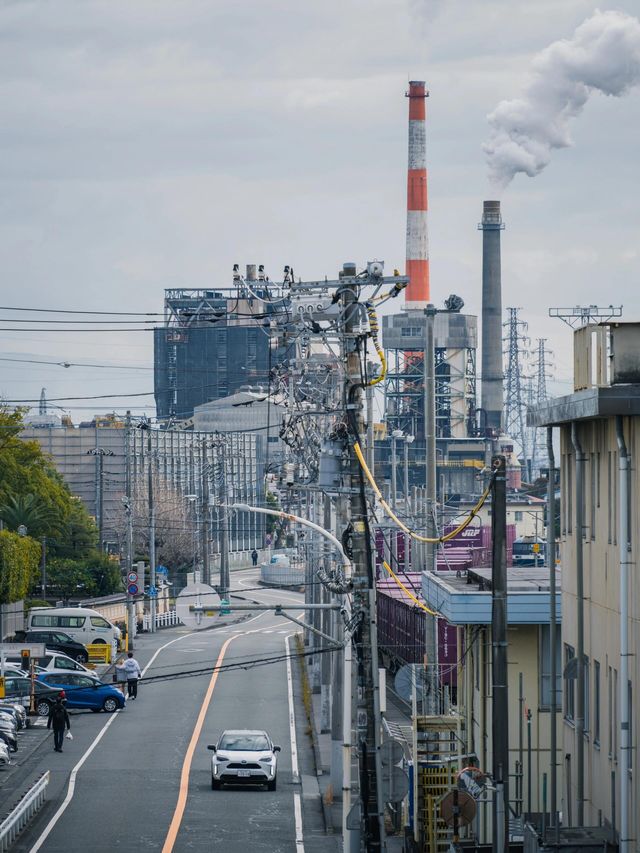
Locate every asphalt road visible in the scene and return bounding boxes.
[13,569,334,852]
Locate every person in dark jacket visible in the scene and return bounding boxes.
[251,549,258,566]
[47,696,71,752]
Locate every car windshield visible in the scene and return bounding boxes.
[218,733,270,751]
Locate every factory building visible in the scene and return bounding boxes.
[153,278,291,422]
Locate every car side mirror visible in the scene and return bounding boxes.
[273,745,281,752]
[207,745,217,752]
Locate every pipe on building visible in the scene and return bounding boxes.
[571,423,585,827]
[615,416,630,853]
[547,426,558,840]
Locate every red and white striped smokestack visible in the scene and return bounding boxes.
[405,80,430,307]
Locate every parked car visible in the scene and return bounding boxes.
[2,674,63,716]
[24,651,94,675]
[207,730,281,790]
[26,607,121,647]
[24,631,89,663]
[0,702,28,729]
[37,673,124,713]
[0,714,18,753]
[0,740,10,767]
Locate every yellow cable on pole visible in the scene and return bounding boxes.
[353,440,493,544]
[381,560,439,616]
[365,302,386,387]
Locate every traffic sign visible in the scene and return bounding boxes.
[127,583,139,595]
[148,585,158,598]
[155,565,168,575]
[127,572,138,583]
[532,543,540,553]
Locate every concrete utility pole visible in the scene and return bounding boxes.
[341,265,385,851]
[216,437,230,600]
[201,438,210,587]
[87,446,114,552]
[147,427,156,633]
[491,455,509,853]
[124,412,136,648]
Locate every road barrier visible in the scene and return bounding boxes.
[0,771,50,851]
[87,643,112,664]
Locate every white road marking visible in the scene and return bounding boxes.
[262,630,273,634]
[285,632,304,852]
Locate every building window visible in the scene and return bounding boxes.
[564,644,575,722]
[584,656,590,735]
[594,660,601,746]
[515,511,523,521]
[539,624,562,710]
[608,666,618,761]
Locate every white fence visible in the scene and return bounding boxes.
[142,609,181,632]
[0,771,50,851]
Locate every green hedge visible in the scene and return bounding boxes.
[0,530,41,603]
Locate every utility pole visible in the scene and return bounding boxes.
[201,437,210,586]
[491,455,509,853]
[147,427,156,634]
[216,437,230,602]
[124,412,136,648]
[88,446,115,552]
[341,265,385,851]
[424,305,439,714]
[40,536,47,600]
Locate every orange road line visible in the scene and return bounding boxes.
[161,635,235,853]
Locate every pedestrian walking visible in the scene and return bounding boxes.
[114,657,127,695]
[124,651,142,699]
[251,548,258,567]
[47,696,70,753]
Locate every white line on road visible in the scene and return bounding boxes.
[285,632,304,853]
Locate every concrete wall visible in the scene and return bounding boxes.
[559,417,639,838]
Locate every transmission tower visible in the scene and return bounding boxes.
[503,307,530,473]
[529,338,554,479]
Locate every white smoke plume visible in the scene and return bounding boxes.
[484,9,640,188]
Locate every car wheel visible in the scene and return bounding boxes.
[76,653,88,664]
[211,777,221,790]
[267,777,277,792]
[102,697,119,713]
[36,699,51,717]
[93,639,106,645]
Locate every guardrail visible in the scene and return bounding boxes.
[0,771,50,851]
[142,609,181,632]
[86,643,112,664]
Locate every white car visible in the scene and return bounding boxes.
[208,730,281,790]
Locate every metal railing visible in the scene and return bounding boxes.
[0,771,50,851]
[86,643,112,664]
[142,609,181,632]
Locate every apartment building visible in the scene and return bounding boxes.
[531,322,640,849]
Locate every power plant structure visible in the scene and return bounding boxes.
[153,266,292,422]
[478,199,505,438]
[383,81,478,443]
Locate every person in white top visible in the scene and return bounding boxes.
[124,652,142,699]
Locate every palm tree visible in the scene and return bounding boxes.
[0,494,61,539]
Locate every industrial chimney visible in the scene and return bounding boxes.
[479,200,505,436]
[405,81,429,307]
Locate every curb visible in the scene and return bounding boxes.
[293,636,333,835]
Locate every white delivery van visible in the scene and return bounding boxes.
[26,607,121,647]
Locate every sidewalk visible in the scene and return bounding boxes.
[309,667,410,851]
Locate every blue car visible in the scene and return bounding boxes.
[37,672,125,713]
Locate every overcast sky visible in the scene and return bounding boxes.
[0,0,638,420]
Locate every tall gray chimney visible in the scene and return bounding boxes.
[479,200,505,436]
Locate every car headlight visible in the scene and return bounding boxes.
[259,755,273,763]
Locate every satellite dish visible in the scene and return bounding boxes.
[439,790,477,827]
[394,664,427,706]
[175,581,220,630]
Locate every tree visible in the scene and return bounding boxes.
[0,530,41,603]
[0,494,62,539]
